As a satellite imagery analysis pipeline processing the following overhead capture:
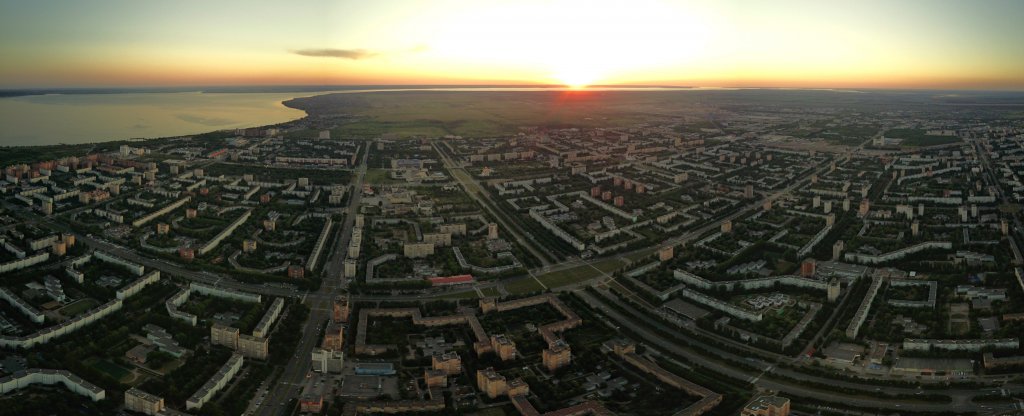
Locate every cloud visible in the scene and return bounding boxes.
[291,48,377,59]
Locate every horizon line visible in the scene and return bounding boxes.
[3,84,1024,93]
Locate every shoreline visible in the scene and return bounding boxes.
[0,86,698,149]
[6,86,1022,149]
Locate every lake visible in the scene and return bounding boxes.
[0,92,318,146]
[0,86,702,147]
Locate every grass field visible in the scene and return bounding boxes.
[503,277,545,294]
[505,257,627,294]
[87,358,132,381]
[363,168,403,185]
[884,128,962,147]
[287,91,669,138]
[433,290,480,300]
[58,298,100,317]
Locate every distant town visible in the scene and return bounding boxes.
[2,90,1024,416]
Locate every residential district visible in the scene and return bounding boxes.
[3,96,1024,416]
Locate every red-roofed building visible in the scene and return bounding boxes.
[428,274,474,286]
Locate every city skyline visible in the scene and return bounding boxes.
[2,0,1024,89]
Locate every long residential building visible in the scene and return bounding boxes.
[305,217,333,271]
[94,250,145,276]
[165,288,198,326]
[0,299,122,349]
[0,369,105,401]
[529,208,587,251]
[0,251,49,274]
[903,338,1019,352]
[845,276,883,339]
[672,269,834,291]
[186,353,244,410]
[132,196,191,227]
[0,288,45,323]
[252,298,284,338]
[116,270,161,299]
[190,282,262,303]
[679,288,762,322]
[844,241,953,265]
[198,209,252,255]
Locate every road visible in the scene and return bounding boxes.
[577,289,1020,414]
[251,139,369,416]
[432,140,553,267]
[360,154,831,301]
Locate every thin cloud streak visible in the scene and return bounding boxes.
[291,48,378,59]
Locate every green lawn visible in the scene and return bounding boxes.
[884,128,961,147]
[363,168,403,185]
[541,257,624,287]
[287,91,662,138]
[505,257,627,294]
[433,290,480,300]
[58,298,100,317]
[504,277,545,294]
[88,358,132,381]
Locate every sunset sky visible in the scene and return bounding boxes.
[1,0,1023,89]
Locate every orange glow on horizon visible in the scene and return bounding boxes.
[1,1,1022,90]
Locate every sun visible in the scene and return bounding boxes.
[552,65,601,89]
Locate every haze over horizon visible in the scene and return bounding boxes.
[2,0,1024,90]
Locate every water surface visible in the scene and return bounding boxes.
[0,92,317,146]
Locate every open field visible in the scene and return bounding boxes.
[505,257,627,294]
[433,290,480,300]
[86,357,133,382]
[58,298,100,317]
[362,168,403,185]
[286,90,692,137]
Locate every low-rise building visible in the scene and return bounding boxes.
[432,351,461,375]
[124,388,165,415]
[490,334,517,361]
[741,394,790,416]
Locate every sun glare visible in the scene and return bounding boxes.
[552,65,601,89]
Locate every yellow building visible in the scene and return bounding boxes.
[658,245,674,262]
[156,223,170,235]
[322,323,344,350]
[238,334,268,360]
[508,378,530,397]
[422,232,452,247]
[51,241,67,256]
[124,388,165,415]
[403,242,435,258]
[242,239,258,253]
[424,369,448,388]
[333,295,350,323]
[476,368,508,399]
[491,334,517,361]
[211,323,239,348]
[741,395,791,416]
[543,340,572,372]
[432,351,462,376]
[478,297,498,314]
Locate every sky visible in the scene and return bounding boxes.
[1,0,1023,89]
